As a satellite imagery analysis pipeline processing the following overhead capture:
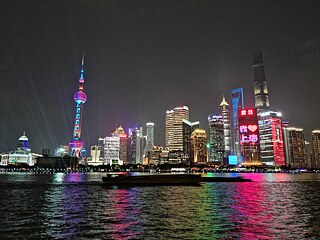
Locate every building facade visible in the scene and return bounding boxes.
[253,51,270,111]
[258,111,285,166]
[127,127,145,164]
[283,127,307,168]
[182,119,200,163]
[238,108,261,166]
[144,122,155,155]
[311,130,320,168]
[111,126,128,165]
[231,88,244,161]
[86,145,104,166]
[0,133,42,166]
[190,129,208,164]
[166,106,189,151]
[103,136,121,166]
[219,95,232,158]
[208,114,224,165]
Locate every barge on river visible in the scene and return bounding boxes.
[102,173,201,186]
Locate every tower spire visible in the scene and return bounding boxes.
[79,52,85,82]
[220,94,229,106]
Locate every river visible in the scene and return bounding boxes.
[1,172,320,239]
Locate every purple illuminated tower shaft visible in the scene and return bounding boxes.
[69,54,87,158]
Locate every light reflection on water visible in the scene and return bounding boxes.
[0,173,320,239]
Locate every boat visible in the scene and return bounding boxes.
[200,176,252,182]
[102,173,201,186]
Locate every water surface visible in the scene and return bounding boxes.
[1,172,320,239]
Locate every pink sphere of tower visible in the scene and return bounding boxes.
[74,91,87,104]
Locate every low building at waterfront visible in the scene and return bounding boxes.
[86,145,104,166]
[36,156,78,170]
[0,133,42,166]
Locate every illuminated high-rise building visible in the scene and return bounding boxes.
[311,130,320,168]
[208,114,224,164]
[190,129,207,164]
[219,95,231,158]
[283,127,307,168]
[231,88,244,160]
[253,51,270,111]
[182,120,200,163]
[166,106,189,151]
[238,108,261,166]
[144,122,155,154]
[258,111,285,166]
[127,127,145,164]
[111,126,128,165]
[103,136,121,165]
[69,54,87,159]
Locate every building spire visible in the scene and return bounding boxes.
[79,52,85,82]
[220,94,229,106]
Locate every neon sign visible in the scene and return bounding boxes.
[240,124,259,143]
[238,108,259,145]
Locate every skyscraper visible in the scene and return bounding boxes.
[283,127,307,168]
[69,54,87,159]
[182,119,200,163]
[219,95,231,158]
[238,108,261,166]
[253,51,270,111]
[190,129,208,164]
[144,122,155,154]
[231,88,244,160]
[208,114,224,165]
[103,136,121,165]
[111,126,128,165]
[311,130,320,168]
[166,106,189,151]
[258,111,285,166]
[127,127,145,164]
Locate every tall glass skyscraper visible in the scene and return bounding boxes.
[144,122,155,155]
[252,52,285,166]
[253,51,270,111]
[231,88,244,161]
[219,95,231,158]
[283,127,307,168]
[182,119,200,163]
[165,106,189,151]
[311,130,320,168]
[208,114,224,164]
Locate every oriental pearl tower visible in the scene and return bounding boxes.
[69,54,87,159]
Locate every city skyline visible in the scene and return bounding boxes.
[0,1,320,153]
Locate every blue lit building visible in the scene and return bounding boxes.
[231,88,244,162]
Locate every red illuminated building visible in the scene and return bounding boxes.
[238,108,262,166]
[258,111,285,166]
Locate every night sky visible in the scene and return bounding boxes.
[0,0,320,153]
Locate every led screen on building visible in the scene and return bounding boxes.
[238,108,259,145]
[228,155,238,165]
[238,108,261,165]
